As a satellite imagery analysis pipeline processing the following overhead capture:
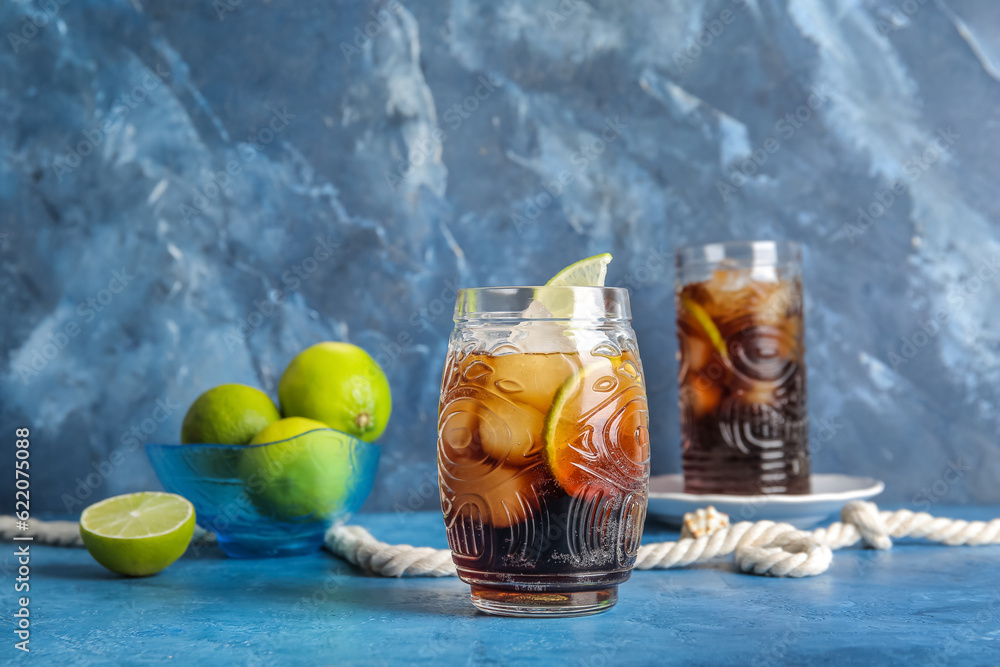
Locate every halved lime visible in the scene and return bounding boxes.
[545,253,613,286]
[80,492,195,577]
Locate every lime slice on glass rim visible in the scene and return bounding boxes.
[545,253,612,287]
[80,492,196,577]
[537,253,613,318]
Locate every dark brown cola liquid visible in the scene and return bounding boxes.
[677,272,810,495]
[445,485,639,589]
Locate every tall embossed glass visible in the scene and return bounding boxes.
[676,241,809,495]
[437,286,650,617]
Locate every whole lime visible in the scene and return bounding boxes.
[80,492,196,577]
[278,342,391,442]
[180,384,281,445]
[238,417,358,521]
[249,417,329,446]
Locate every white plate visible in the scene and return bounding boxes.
[646,474,885,529]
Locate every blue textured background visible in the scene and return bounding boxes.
[2,0,998,514]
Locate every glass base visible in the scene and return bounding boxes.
[469,584,618,617]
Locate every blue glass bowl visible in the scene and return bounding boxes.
[146,429,380,558]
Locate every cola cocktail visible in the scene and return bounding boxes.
[675,241,809,495]
[438,286,650,616]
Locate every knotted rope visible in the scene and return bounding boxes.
[642,500,1000,576]
[6,502,998,579]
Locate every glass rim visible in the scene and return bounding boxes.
[453,286,631,322]
[675,240,803,268]
[144,427,372,451]
[456,285,629,295]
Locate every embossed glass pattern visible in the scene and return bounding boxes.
[675,241,810,495]
[438,287,650,617]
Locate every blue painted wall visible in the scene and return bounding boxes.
[2,0,998,513]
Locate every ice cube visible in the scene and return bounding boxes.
[441,460,546,529]
[713,265,755,291]
[510,320,579,354]
[489,352,581,413]
[477,396,545,463]
[681,371,722,417]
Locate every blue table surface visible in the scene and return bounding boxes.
[4,506,999,666]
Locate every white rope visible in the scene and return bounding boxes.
[0,516,215,547]
[326,501,1000,578]
[0,516,85,547]
[6,502,998,579]
[326,524,457,577]
[635,501,1000,577]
